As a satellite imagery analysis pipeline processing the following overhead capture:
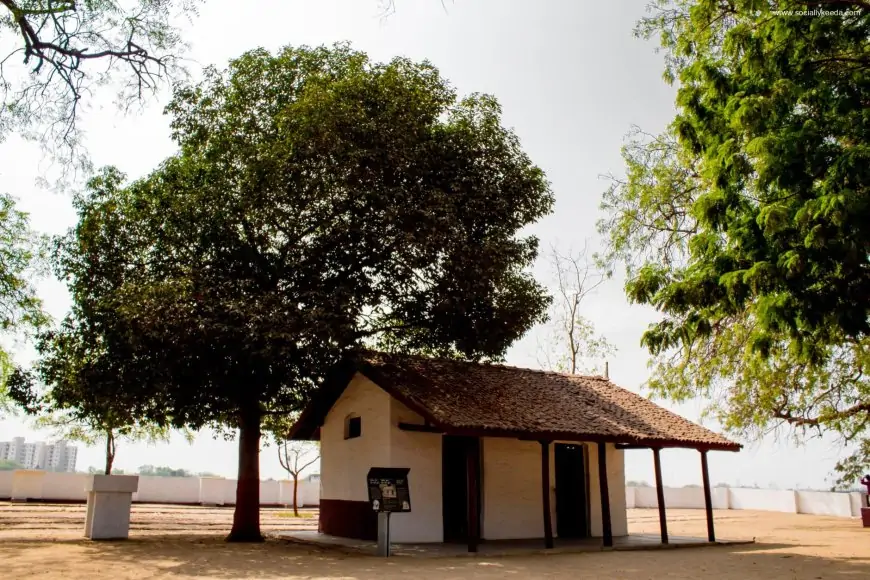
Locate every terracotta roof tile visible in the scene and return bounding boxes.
[356,352,740,451]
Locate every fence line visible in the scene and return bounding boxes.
[1,470,864,518]
[626,485,866,518]
[0,470,320,507]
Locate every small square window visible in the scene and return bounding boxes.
[345,416,362,439]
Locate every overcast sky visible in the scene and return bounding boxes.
[0,0,848,488]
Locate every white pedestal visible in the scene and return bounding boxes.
[84,475,139,540]
[11,470,46,502]
[199,477,227,506]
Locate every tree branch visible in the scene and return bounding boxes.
[773,401,870,427]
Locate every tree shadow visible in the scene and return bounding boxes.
[2,535,869,579]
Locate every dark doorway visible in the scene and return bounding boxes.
[442,435,481,543]
[555,443,588,538]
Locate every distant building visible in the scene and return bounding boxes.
[0,437,78,472]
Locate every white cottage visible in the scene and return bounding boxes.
[288,352,740,551]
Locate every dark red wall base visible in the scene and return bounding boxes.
[319,498,377,541]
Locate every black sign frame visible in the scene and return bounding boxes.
[367,467,411,513]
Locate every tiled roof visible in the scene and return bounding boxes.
[291,352,741,451]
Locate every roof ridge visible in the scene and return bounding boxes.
[290,348,741,450]
[364,350,611,382]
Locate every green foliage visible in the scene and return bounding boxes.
[600,1,870,489]
[0,0,202,166]
[0,459,22,470]
[9,364,175,475]
[7,308,182,475]
[0,192,48,411]
[276,510,317,519]
[47,43,553,538]
[138,465,193,477]
[87,465,125,475]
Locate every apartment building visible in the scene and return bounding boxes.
[0,437,78,472]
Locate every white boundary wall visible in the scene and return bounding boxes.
[0,470,320,507]
[0,471,12,498]
[0,470,863,519]
[626,485,866,518]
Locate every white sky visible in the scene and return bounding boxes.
[0,0,848,488]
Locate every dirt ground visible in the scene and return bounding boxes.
[1,503,868,579]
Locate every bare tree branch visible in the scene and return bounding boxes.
[538,241,615,375]
[0,0,201,172]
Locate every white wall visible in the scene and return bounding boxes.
[0,471,291,506]
[850,492,867,517]
[712,486,729,509]
[276,478,320,507]
[42,472,89,500]
[298,478,320,506]
[729,487,798,513]
[587,443,628,538]
[260,480,280,505]
[133,475,201,503]
[199,477,229,505]
[222,478,237,505]
[320,373,392,502]
[796,490,853,518]
[632,485,657,509]
[388,397,442,543]
[633,485,706,509]
[624,485,861,518]
[482,438,547,540]
[625,485,636,509]
[0,470,12,497]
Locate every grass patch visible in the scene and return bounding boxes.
[276,511,317,519]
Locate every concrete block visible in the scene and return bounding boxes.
[84,475,139,540]
[85,474,139,493]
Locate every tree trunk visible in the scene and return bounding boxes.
[228,405,263,542]
[293,476,299,517]
[104,430,115,475]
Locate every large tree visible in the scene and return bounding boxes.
[600,1,870,487]
[52,43,553,540]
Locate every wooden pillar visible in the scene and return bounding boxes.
[466,438,480,553]
[540,440,554,549]
[597,441,613,547]
[652,447,668,544]
[700,449,715,542]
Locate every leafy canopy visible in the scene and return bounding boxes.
[0,192,48,411]
[50,43,553,537]
[70,44,553,425]
[600,1,870,487]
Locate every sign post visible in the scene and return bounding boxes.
[861,475,870,528]
[367,467,411,557]
[377,512,392,556]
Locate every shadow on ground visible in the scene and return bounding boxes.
[2,534,869,579]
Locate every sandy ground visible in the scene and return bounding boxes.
[1,503,868,579]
